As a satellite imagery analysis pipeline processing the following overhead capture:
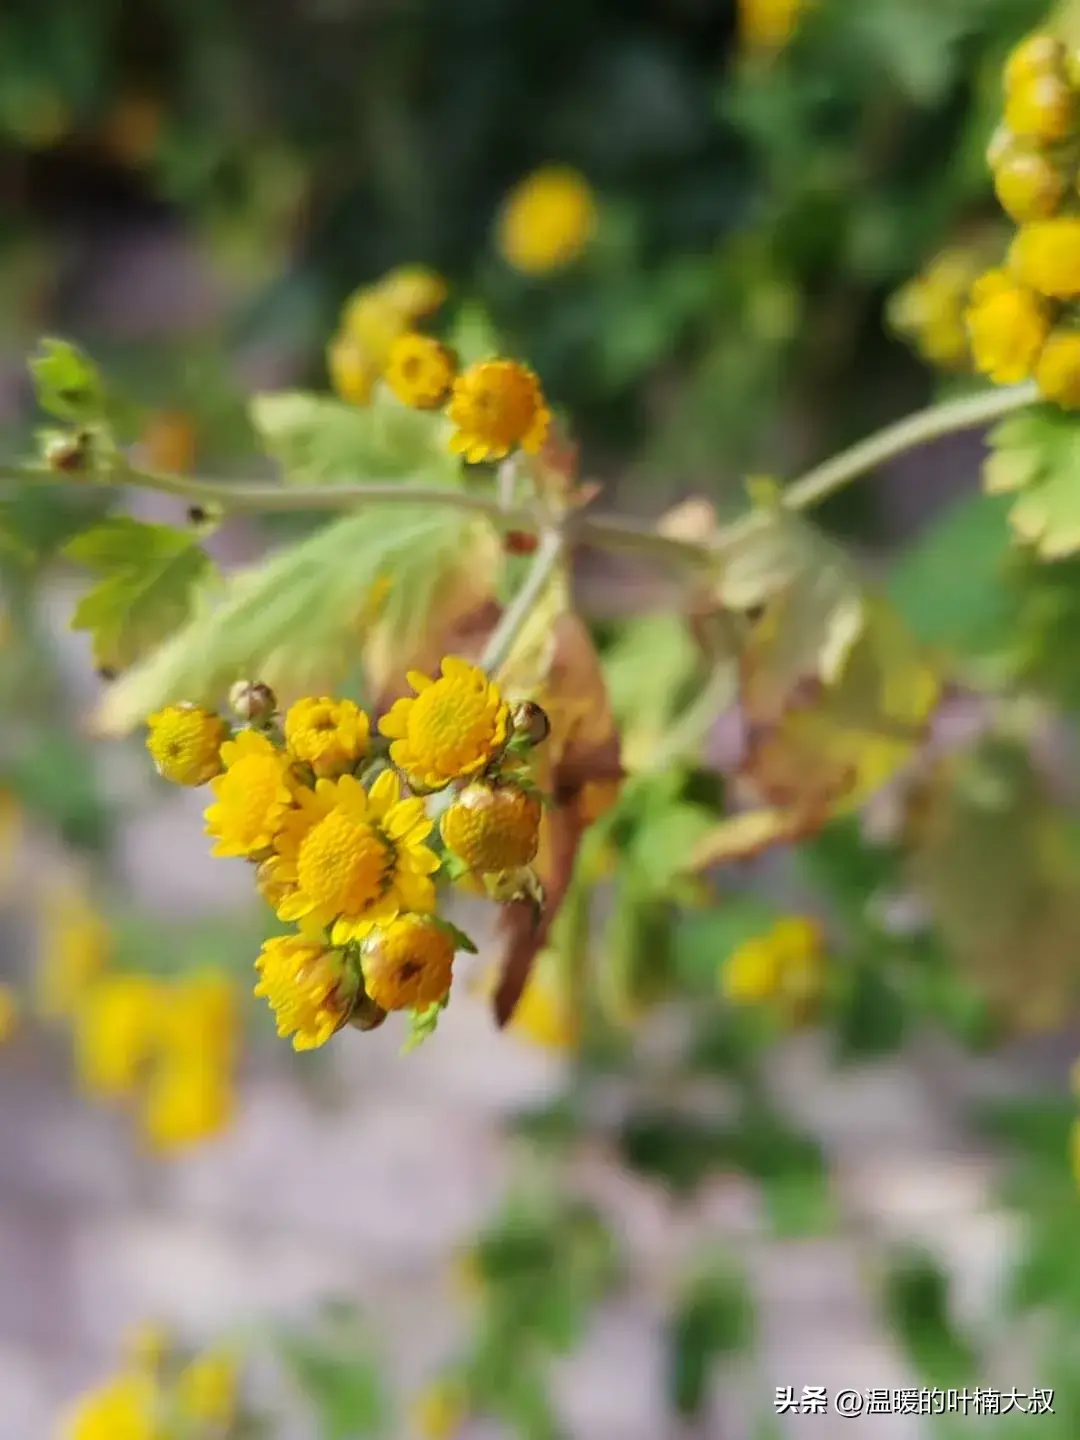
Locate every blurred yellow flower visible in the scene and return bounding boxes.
[409,1376,468,1439]
[121,1322,171,1374]
[58,1370,157,1440]
[1010,218,1080,300]
[74,974,163,1099]
[0,983,18,1044]
[327,332,379,406]
[506,946,580,1051]
[141,1055,234,1153]
[384,332,456,409]
[739,0,812,52]
[330,266,448,407]
[720,915,826,1024]
[158,971,240,1071]
[497,166,597,275]
[0,787,21,894]
[175,1348,239,1426]
[965,268,1050,384]
[1035,330,1080,408]
[37,882,112,1020]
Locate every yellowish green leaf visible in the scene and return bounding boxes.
[249,387,456,484]
[92,504,482,733]
[984,407,1080,559]
[29,338,106,424]
[602,614,702,775]
[62,519,216,672]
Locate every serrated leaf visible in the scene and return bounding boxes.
[985,407,1080,559]
[250,388,454,484]
[29,338,106,423]
[92,504,479,733]
[63,518,215,671]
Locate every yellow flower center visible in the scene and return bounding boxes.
[296,807,393,917]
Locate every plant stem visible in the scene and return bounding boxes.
[0,380,1038,569]
[480,528,565,676]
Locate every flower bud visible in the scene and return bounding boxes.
[228,680,277,725]
[510,700,551,747]
[347,993,389,1032]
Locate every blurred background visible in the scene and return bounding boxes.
[2,0,1080,1436]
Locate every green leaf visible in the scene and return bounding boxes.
[984,406,1080,560]
[93,504,484,733]
[402,997,448,1052]
[617,1113,736,1195]
[882,1249,978,1386]
[832,962,908,1063]
[627,799,717,894]
[887,493,1014,660]
[29,337,106,424]
[249,389,455,484]
[276,1318,388,1440]
[667,1258,755,1417]
[448,302,501,366]
[62,518,215,671]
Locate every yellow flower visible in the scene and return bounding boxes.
[141,1056,234,1153]
[0,982,17,1043]
[60,1371,157,1440]
[409,1376,468,1439]
[1035,330,1080,408]
[360,913,456,1011]
[446,360,550,463]
[993,147,1065,223]
[74,974,163,1098]
[158,971,239,1071]
[379,656,510,791]
[738,0,810,52]
[887,249,980,370]
[343,266,447,356]
[1010,218,1080,299]
[384,333,456,409]
[36,882,111,1019]
[145,704,228,786]
[204,729,299,859]
[496,166,597,275]
[272,769,438,944]
[0,786,21,890]
[1004,72,1075,143]
[254,933,357,1049]
[370,265,447,319]
[440,781,541,873]
[965,269,1050,383]
[1004,34,1065,93]
[721,936,781,1005]
[506,947,580,1050]
[175,1349,238,1427]
[284,696,371,778]
[327,332,378,406]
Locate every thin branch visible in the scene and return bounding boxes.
[480,528,565,676]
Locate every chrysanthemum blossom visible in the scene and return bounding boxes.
[360,913,456,1011]
[1010,218,1080,300]
[965,269,1050,384]
[253,932,358,1049]
[270,769,438,944]
[204,730,299,859]
[378,657,510,791]
[384,333,456,409]
[440,781,541,873]
[284,696,371,778]
[497,166,597,275]
[446,359,550,463]
[146,704,228,786]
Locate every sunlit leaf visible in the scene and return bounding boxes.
[249,387,456,484]
[985,406,1080,560]
[602,613,702,774]
[29,338,106,424]
[63,518,216,672]
[93,504,478,733]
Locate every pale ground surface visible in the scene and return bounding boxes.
[0,227,1067,1439]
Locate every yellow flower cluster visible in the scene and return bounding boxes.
[35,878,238,1153]
[324,265,552,463]
[58,1326,240,1440]
[145,662,550,1052]
[888,248,985,371]
[972,33,1080,405]
[327,265,447,406]
[719,916,826,1025]
[496,165,597,275]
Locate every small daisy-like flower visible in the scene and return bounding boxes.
[74,974,164,1098]
[1010,218,1080,299]
[327,331,378,406]
[384,333,456,409]
[720,935,780,1005]
[992,147,1065,223]
[271,769,438,945]
[379,656,510,791]
[446,360,550,463]
[141,1057,234,1153]
[158,971,239,1072]
[360,913,456,1012]
[497,166,597,276]
[0,982,17,1043]
[253,932,358,1050]
[720,916,825,1023]
[344,267,447,354]
[60,1370,157,1440]
[204,730,299,859]
[1035,330,1080,407]
[738,0,810,53]
[284,696,371,778]
[146,704,228,786]
[440,781,541,873]
[175,1350,239,1428]
[965,269,1050,383]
